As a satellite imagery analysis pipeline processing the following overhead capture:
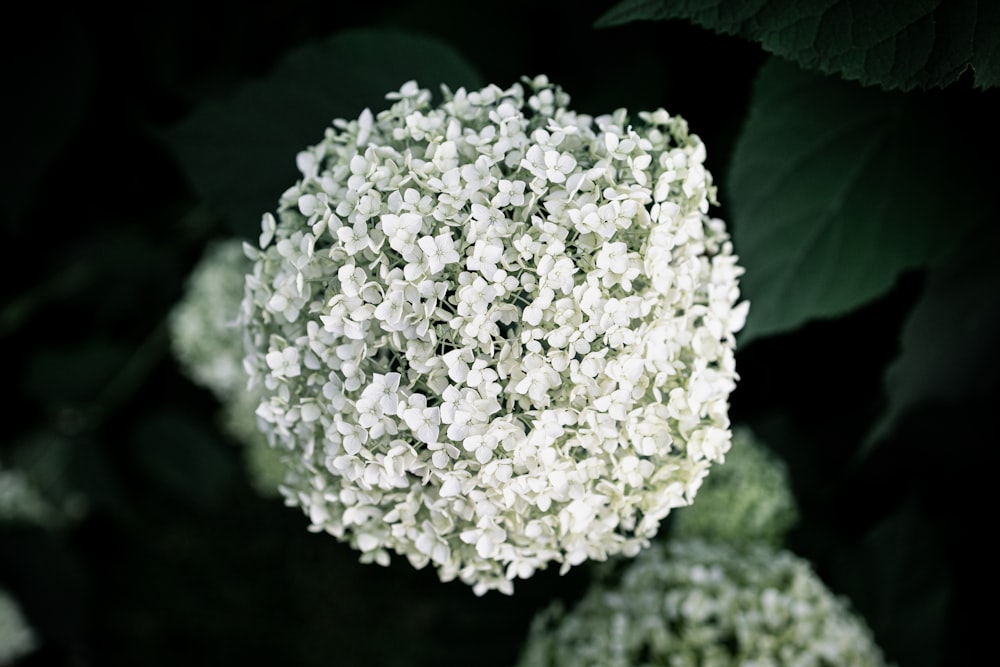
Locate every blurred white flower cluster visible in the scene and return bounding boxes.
[1,432,88,530]
[169,240,284,497]
[170,240,253,401]
[671,427,798,546]
[516,539,889,667]
[0,463,53,526]
[240,75,748,594]
[0,588,36,665]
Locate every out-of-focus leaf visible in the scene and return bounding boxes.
[21,341,129,407]
[0,15,94,230]
[596,0,1000,91]
[67,434,133,523]
[166,28,483,238]
[0,524,87,653]
[831,505,951,667]
[727,59,986,343]
[132,409,236,511]
[863,223,1000,452]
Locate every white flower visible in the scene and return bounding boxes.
[516,540,890,667]
[416,232,459,274]
[240,77,747,594]
[492,179,526,207]
[265,347,301,378]
[521,145,577,184]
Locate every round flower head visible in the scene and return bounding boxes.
[516,540,889,667]
[241,76,748,594]
[671,426,798,545]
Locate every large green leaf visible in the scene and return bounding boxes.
[596,0,1000,91]
[863,222,1000,451]
[165,28,482,238]
[727,58,986,343]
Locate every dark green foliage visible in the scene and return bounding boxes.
[864,222,1000,450]
[727,58,988,342]
[597,0,1000,90]
[832,506,952,667]
[166,29,483,239]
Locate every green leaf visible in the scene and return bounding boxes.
[165,28,483,239]
[727,59,986,343]
[863,222,1000,451]
[596,0,1000,91]
[133,409,237,511]
[22,340,129,407]
[831,504,951,667]
[1,15,94,231]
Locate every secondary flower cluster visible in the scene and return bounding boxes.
[0,463,52,526]
[168,240,283,497]
[170,240,253,402]
[671,427,798,546]
[0,434,88,530]
[516,540,889,667]
[241,76,748,594]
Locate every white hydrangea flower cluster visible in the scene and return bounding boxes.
[671,427,798,545]
[241,76,748,594]
[516,540,889,667]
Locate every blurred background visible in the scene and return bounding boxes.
[1,1,996,665]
